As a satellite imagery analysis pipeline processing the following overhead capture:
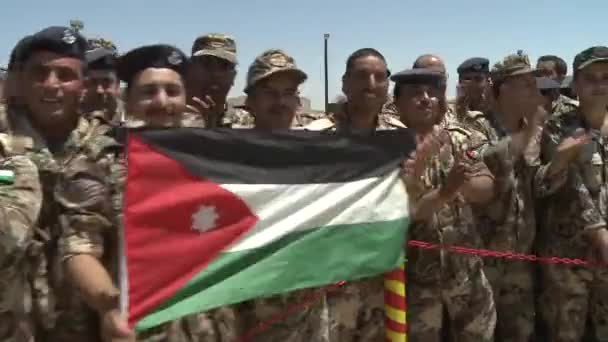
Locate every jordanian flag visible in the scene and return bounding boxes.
[122,128,414,331]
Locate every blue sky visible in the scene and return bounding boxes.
[1,0,606,109]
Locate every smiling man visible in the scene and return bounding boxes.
[0,26,103,341]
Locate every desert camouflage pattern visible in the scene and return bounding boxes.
[491,51,536,82]
[456,109,539,341]
[0,134,42,342]
[535,107,608,341]
[551,94,579,117]
[403,122,496,342]
[1,108,102,341]
[245,49,307,93]
[191,33,237,64]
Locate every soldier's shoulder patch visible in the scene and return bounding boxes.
[0,168,15,184]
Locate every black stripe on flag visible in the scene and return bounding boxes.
[130,128,416,184]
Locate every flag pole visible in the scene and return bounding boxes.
[384,264,407,341]
[323,33,330,114]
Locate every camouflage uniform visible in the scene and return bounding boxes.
[534,106,608,341]
[534,46,608,341]
[61,45,242,342]
[551,94,579,117]
[401,118,496,342]
[1,107,102,341]
[83,37,126,125]
[457,53,540,342]
[0,134,42,342]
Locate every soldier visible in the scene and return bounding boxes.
[303,48,404,341]
[60,44,243,342]
[81,38,124,125]
[241,49,309,129]
[537,55,568,84]
[0,26,103,341]
[455,57,492,122]
[465,52,544,342]
[233,48,332,342]
[537,55,579,115]
[535,46,608,342]
[307,48,403,133]
[0,135,42,342]
[185,33,244,127]
[537,76,562,114]
[394,68,496,341]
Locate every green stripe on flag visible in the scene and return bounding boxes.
[135,217,408,331]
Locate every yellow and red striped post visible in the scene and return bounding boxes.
[384,263,407,341]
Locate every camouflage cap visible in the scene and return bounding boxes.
[573,46,608,71]
[244,49,307,93]
[491,50,536,82]
[191,33,237,64]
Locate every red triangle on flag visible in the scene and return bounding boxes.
[124,135,258,327]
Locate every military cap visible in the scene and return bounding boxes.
[491,51,536,82]
[116,44,188,85]
[244,49,307,93]
[390,68,445,85]
[8,36,33,71]
[573,46,608,71]
[18,26,87,64]
[457,57,490,74]
[191,33,237,64]
[536,77,561,90]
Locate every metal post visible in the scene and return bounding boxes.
[324,33,330,114]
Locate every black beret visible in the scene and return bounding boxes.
[86,47,116,70]
[390,68,444,85]
[116,44,189,85]
[19,26,87,64]
[8,35,33,71]
[457,57,490,74]
[536,77,561,90]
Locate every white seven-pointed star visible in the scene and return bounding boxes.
[191,205,219,233]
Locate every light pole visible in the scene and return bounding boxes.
[324,33,330,114]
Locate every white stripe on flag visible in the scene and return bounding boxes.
[222,169,408,252]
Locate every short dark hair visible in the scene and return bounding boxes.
[537,55,568,76]
[344,48,389,77]
[393,83,401,100]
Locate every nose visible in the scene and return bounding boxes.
[96,84,105,95]
[152,89,169,108]
[42,70,60,89]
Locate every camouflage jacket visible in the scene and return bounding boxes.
[0,107,102,341]
[534,108,606,258]
[0,134,42,342]
[551,94,579,117]
[186,105,327,129]
[305,103,406,132]
[457,110,539,253]
[404,122,491,285]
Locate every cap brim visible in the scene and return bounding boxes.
[245,68,308,93]
[192,50,237,64]
[577,57,608,70]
